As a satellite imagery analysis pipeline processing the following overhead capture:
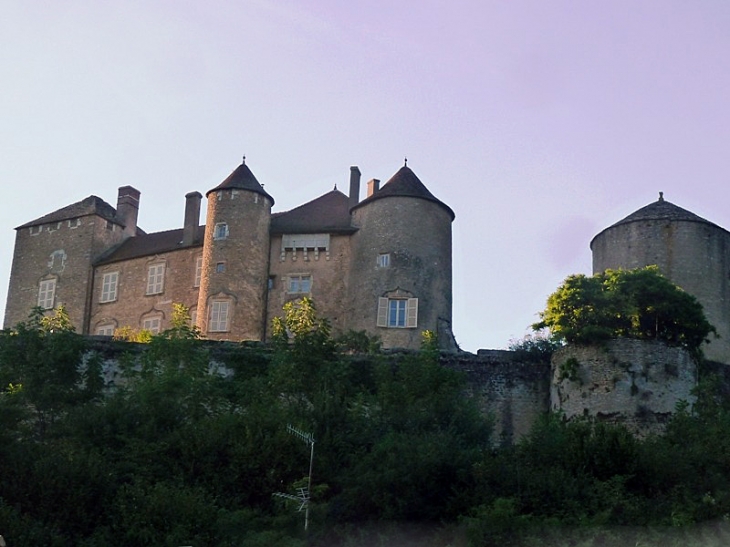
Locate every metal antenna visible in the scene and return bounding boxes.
[273,424,316,530]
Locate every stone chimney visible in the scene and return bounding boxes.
[349,166,361,210]
[366,178,380,198]
[116,186,140,238]
[183,191,202,246]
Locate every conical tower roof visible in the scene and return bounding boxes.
[591,193,727,248]
[206,159,274,204]
[351,165,454,220]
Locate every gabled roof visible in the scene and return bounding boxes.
[591,194,729,247]
[206,160,275,204]
[270,188,357,235]
[16,195,121,229]
[350,166,455,220]
[95,225,205,265]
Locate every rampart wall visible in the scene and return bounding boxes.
[82,337,714,442]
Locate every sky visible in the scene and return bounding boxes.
[2,0,730,353]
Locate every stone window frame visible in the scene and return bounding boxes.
[100,271,119,303]
[213,222,229,241]
[95,323,116,336]
[29,225,43,236]
[287,274,312,294]
[209,299,231,332]
[194,255,203,287]
[377,253,391,268]
[377,292,418,329]
[146,262,166,295]
[141,312,163,334]
[38,277,57,310]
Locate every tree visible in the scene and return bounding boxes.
[534,266,716,353]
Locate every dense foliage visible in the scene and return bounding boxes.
[1,301,730,546]
[534,266,717,352]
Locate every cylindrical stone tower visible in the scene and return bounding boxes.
[591,194,730,363]
[197,160,274,341]
[348,164,455,350]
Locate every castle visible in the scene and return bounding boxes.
[6,165,730,435]
[3,160,455,350]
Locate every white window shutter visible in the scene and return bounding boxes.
[377,297,388,327]
[406,298,418,328]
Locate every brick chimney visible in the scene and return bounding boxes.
[183,191,202,246]
[116,186,140,238]
[349,166,361,210]
[366,178,380,198]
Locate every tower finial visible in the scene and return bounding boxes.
[658,191,664,202]
[404,156,408,167]
[242,155,246,165]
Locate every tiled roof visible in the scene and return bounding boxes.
[16,195,121,229]
[95,226,205,265]
[270,188,357,234]
[206,161,275,205]
[351,166,455,220]
[591,195,729,246]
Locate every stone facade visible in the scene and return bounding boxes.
[551,339,697,434]
[4,160,454,350]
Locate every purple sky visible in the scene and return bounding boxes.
[2,1,730,352]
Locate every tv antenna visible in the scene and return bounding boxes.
[273,424,315,530]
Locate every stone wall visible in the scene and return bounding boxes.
[444,350,551,444]
[266,233,352,337]
[89,246,203,335]
[551,339,697,434]
[81,337,712,442]
[4,214,126,332]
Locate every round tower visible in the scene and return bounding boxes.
[197,159,274,341]
[591,193,730,363]
[348,164,455,350]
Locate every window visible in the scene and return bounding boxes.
[142,316,162,334]
[216,262,226,273]
[146,263,165,295]
[214,223,229,240]
[377,297,418,328]
[38,279,56,310]
[68,218,81,228]
[194,256,203,287]
[288,275,312,294]
[377,253,390,268]
[190,308,198,327]
[96,324,115,336]
[100,272,119,302]
[30,225,42,235]
[209,301,230,332]
[49,250,67,272]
